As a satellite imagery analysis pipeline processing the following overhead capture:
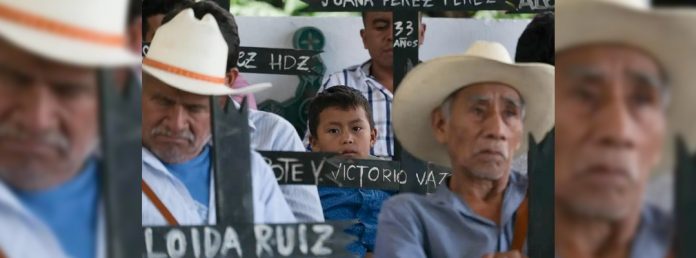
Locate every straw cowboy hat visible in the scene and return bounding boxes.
[557,0,696,170]
[393,41,555,168]
[143,8,270,96]
[0,0,139,66]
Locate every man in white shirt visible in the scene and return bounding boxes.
[0,0,139,257]
[141,2,295,226]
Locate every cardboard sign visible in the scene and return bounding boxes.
[237,47,323,76]
[259,151,451,193]
[144,222,357,258]
[302,0,507,11]
[141,44,322,76]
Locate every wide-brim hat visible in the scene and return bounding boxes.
[0,0,139,67]
[393,41,555,168]
[557,0,696,170]
[142,8,271,96]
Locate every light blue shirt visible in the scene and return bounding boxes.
[164,146,211,207]
[142,147,296,225]
[13,158,99,258]
[555,205,673,258]
[374,171,527,258]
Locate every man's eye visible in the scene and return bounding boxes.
[472,107,485,116]
[54,84,90,99]
[352,126,363,132]
[504,109,519,118]
[0,68,30,89]
[572,87,596,103]
[328,128,339,134]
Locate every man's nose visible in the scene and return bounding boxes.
[593,96,638,150]
[482,112,508,141]
[164,105,189,132]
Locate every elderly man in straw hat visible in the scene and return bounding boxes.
[555,0,696,258]
[0,0,139,257]
[374,41,554,258]
[141,2,297,226]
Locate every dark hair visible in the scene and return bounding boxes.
[162,0,240,71]
[308,86,375,138]
[128,0,142,25]
[515,12,554,65]
[361,11,422,25]
[142,0,193,39]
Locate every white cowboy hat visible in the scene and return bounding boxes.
[0,0,139,67]
[143,8,271,96]
[556,0,696,170]
[393,41,555,168]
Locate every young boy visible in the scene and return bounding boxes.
[307,86,394,258]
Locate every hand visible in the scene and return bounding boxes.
[481,251,528,258]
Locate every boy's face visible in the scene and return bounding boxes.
[310,106,377,159]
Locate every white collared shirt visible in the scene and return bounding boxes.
[247,107,325,222]
[141,147,296,226]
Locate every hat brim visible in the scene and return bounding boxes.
[0,18,139,67]
[393,55,555,168]
[143,64,272,96]
[557,1,696,171]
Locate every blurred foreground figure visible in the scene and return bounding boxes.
[0,0,138,257]
[555,0,696,257]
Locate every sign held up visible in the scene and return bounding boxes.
[237,47,322,76]
[144,222,356,258]
[302,0,553,12]
[259,151,451,193]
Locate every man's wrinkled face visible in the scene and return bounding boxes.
[432,83,524,180]
[0,39,98,190]
[142,73,211,164]
[360,12,425,69]
[310,106,376,159]
[556,45,667,220]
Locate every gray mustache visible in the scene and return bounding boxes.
[151,125,195,143]
[0,123,70,154]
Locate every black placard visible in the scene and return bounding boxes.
[143,222,357,258]
[507,0,554,13]
[258,151,450,193]
[99,70,142,258]
[237,47,323,75]
[527,131,555,257]
[302,0,507,11]
[675,137,696,258]
[212,98,254,226]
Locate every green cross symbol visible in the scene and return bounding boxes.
[294,27,325,51]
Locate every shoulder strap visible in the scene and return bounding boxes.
[511,196,529,251]
[142,180,179,226]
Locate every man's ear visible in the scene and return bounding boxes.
[418,23,426,46]
[225,67,240,88]
[360,29,368,50]
[310,135,320,152]
[370,127,378,147]
[431,108,448,144]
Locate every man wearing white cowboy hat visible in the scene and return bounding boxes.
[0,0,139,257]
[150,0,324,224]
[141,2,298,226]
[555,1,696,258]
[374,41,554,258]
